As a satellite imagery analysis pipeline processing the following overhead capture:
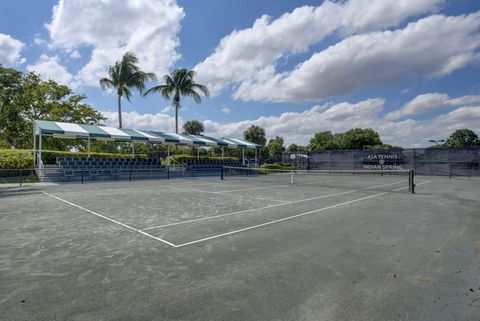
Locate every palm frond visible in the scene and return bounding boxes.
[99,78,114,90]
[123,87,133,101]
[191,83,210,97]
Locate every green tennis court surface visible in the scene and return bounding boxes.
[1,174,479,321]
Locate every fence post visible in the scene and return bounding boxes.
[81,170,84,184]
[448,148,452,178]
[129,167,132,181]
[167,166,170,180]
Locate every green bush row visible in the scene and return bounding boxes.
[167,155,239,164]
[259,162,294,170]
[0,149,34,170]
[38,150,146,164]
[0,149,147,169]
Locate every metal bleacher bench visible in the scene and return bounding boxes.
[57,157,164,179]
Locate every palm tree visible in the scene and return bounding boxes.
[144,69,209,133]
[99,51,156,128]
[183,120,204,135]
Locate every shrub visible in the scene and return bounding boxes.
[0,149,147,169]
[0,149,34,169]
[0,149,34,177]
[38,150,147,164]
[167,154,239,164]
[260,162,294,170]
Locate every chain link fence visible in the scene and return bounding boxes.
[282,147,480,176]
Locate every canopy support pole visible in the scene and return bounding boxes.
[197,147,200,160]
[242,148,245,165]
[221,147,224,160]
[167,145,170,158]
[87,137,91,157]
[255,148,258,167]
[38,133,42,166]
[33,125,37,167]
[132,142,135,157]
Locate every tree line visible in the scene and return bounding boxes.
[243,124,480,160]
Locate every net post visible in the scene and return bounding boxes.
[220,166,224,180]
[409,170,415,194]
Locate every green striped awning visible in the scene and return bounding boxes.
[34,120,261,149]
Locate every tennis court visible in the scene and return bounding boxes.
[1,171,479,321]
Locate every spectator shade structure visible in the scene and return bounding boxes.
[33,120,261,167]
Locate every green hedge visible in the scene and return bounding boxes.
[0,149,34,170]
[38,150,146,165]
[260,162,294,170]
[167,155,239,164]
[0,149,147,169]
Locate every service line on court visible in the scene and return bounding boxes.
[144,179,407,231]
[173,192,388,248]
[41,191,177,248]
[143,189,360,230]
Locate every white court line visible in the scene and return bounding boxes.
[143,189,359,230]
[173,192,388,248]
[144,178,407,231]
[42,191,177,248]
[50,180,248,195]
[393,180,432,191]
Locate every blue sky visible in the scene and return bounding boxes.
[0,0,479,147]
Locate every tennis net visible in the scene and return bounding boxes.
[221,166,415,193]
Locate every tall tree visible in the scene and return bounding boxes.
[343,128,382,149]
[183,120,204,135]
[144,69,209,133]
[309,131,337,151]
[244,125,267,146]
[308,128,383,151]
[0,65,104,149]
[264,136,285,158]
[444,129,479,147]
[99,52,156,128]
[286,143,307,153]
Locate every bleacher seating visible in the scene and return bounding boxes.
[57,157,164,178]
[182,159,244,172]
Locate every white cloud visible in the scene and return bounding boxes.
[69,50,81,59]
[26,55,75,87]
[221,107,231,114]
[102,110,178,132]
[234,13,480,103]
[33,35,47,46]
[386,92,480,120]
[45,0,185,86]
[194,0,444,96]
[161,106,172,113]
[0,33,26,66]
[103,98,480,147]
